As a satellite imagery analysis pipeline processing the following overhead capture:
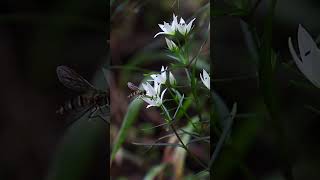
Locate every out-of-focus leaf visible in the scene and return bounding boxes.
[120,52,168,85]
[46,116,106,180]
[209,103,237,170]
[212,90,230,129]
[304,105,320,115]
[143,164,167,180]
[110,98,143,164]
[289,80,318,91]
[111,0,130,20]
[101,68,111,88]
[226,0,251,11]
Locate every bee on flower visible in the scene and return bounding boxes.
[141,82,167,108]
[128,66,178,108]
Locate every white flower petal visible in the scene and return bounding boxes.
[288,37,312,82]
[160,88,167,101]
[298,25,320,87]
[288,25,320,88]
[154,32,166,38]
[186,18,196,32]
[142,82,156,96]
[200,69,210,90]
[172,14,178,29]
[155,14,195,38]
[159,23,167,32]
[179,18,185,25]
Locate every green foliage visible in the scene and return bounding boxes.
[47,117,106,180]
[110,98,143,163]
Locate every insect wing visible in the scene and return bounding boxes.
[127,82,140,91]
[57,65,96,92]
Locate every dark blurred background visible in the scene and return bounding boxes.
[0,0,108,180]
[213,0,320,179]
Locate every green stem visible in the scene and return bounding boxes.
[185,68,204,126]
[161,105,207,169]
[166,88,199,131]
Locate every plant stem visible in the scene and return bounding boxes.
[185,68,204,126]
[166,88,199,131]
[161,105,207,169]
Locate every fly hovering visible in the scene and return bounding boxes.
[56,65,110,126]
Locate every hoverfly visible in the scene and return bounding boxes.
[56,65,110,125]
[127,82,146,98]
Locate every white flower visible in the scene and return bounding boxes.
[165,37,178,51]
[150,66,176,85]
[141,82,167,108]
[200,69,210,90]
[150,66,167,84]
[288,24,320,88]
[154,14,178,38]
[177,17,196,36]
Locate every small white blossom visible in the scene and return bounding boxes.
[154,14,178,38]
[150,66,176,85]
[288,24,320,88]
[200,69,210,90]
[177,17,196,36]
[154,14,196,38]
[150,66,167,84]
[165,37,178,51]
[141,82,167,108]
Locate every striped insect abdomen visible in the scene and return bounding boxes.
[56,95,91,115]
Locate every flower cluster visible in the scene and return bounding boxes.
[154,14,196,38]
[129,14,210,109]
[140,66,176,108]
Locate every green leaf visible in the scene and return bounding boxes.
[212,90,230,129]
[47,117,106,180]
[209,103,237,170]
[110,98,143,164]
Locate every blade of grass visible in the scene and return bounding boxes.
[110,98,143,165]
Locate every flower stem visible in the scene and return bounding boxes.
[161,105,207,169]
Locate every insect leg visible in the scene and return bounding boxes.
[98,105,110,124]
[88,105,110,124]
[88,106,98,122]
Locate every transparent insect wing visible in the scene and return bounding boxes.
[127,82,140,91]
[56,66,96,92]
